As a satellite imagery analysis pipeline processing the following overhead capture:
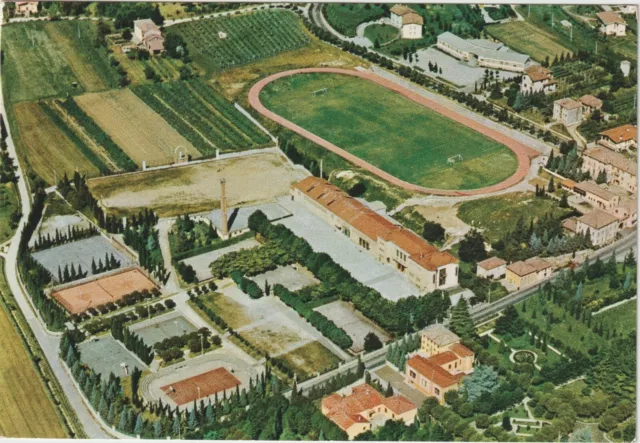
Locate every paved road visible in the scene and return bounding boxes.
[156,218,180,293]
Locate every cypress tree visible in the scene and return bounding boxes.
[154,419,163,439]
[118,405,128,432]
[107,402,116,424]
[134,413,144,436]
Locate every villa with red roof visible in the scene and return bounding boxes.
[291,177,459,292]
[597,124,637,153]
[321,383,417,439]
[404,325,474,403]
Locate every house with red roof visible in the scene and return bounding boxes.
[321,383,417,440]
[597,124,637,153]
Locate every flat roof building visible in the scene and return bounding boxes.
[436,32,530,72]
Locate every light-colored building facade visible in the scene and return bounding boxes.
[578,95,603,116]
[597,11,627,36]
[505,257,552,290]
[597,124,637,152]
[405,325,474,404]
[581,147,637,194]
[611,199,638,229]
[390,5,424,39]
[476,256,507,279]
[573,180,621,211]
[292,177,459,292]
[575,210,619,246]
[521,65,557,95]
[321,384,417,440]
[553,98,583,125]
[436,32,530,72]
[133,19,165,54]
[15,1,38,16]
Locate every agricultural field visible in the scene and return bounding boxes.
[456,192,574,243]
[74,89,200,167]
[364,24,399,46]
[0,259,67,438]
[1,20,117,104]
[324,3,386,37]
[278,341,342,377]
[166,9,310,74]
[109,47,186,85]
[260,72,518,190]
[10,102,101,185]
[0,184,19,244]
[87,152,305,217]
[131,79,271,155]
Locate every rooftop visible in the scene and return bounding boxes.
[390,4,416,16]
[477,256,507,271]
[577,209,618,229]
[579,95,603,110]
[597,11,626,25]
[406,354,464,388]
[524,65,552,82]
[562,217,578,233]
[437,32,530,65]
[507,256,552,277]
[555,98,582,110]
[574,180,618,202]
[420,324,460,347]
[402,11,424,25]
[583,147,637,176]
[599,124,637,144]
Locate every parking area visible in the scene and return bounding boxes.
[181,237,260,281]
[314,300,391,353]
[129,312,199,347]
[276,198,420,301]
[33,235,133,280]
[78,335,147,378]
[373,364,426,406]
[249,265,319,292]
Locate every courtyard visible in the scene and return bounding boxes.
[129,312,199,347]
[249,265,319,292]
[181,237,260,281]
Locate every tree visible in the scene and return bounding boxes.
[494,305,525,337]
[363,332,383,352]
[134,414,144,436]
[422,221,446,243]
[596,169,608,184]
[502,414,512,431]
[449,298,474,339]
[385,382,394,397]
[460,365,499,401]
[348,182,367,197]
[547,176,555,192]
[559,193,569,208]
[458,230,487,263]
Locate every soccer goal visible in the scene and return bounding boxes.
[447,154,463,165]
[312,88,328,97]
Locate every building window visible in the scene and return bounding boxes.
[439,268,447,286]
[343,227,350,237]
[359,238,370,250]
[434,387,440,396]
[409,370,416,378]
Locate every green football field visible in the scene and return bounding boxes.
[260,73,518,190]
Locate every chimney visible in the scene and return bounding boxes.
[220,178,229,238]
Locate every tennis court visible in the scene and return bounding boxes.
[130,313,198,347]
[78,335,146,378]
[161,367,241,406]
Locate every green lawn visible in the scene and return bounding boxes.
[594,301,637,336]
[456,193,573,243]
[364,24,398,46]
[0,184,19,244]
[324,3,386,37]
[261,73,518,190]
[1,21,117,104]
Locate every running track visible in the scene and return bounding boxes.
[248,68,539,197]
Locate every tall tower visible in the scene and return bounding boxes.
[220,178,229,239]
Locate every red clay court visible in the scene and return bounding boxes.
[51,268,158,314]
[161,367,241,406]
[248,67,539,197]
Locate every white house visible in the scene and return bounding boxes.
[521,65,556,95]
[553,98,583,125]
[476,257,507,280]
[597,11,627,36]
[14,2,38,16]
[578,95,603,117]
[390,5,424,40]
[575,210,619,246]
[597,124,637,152]
[133,19,165,54]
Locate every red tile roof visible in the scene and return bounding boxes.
[583,146,637,176]
[407,355,460,388]
[599,124,637,144]
[597,11,626,25]
[477,256,506,271]
[525,65,552,82]
[427,351,459,366]
[579,95,603,110]
[450,342,474,358]
[294,177,458,270]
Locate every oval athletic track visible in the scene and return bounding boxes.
[248,67,540,197]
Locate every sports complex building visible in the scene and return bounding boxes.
[436,31,531,72]
[291,177,459,292]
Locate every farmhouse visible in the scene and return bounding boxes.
[505,257,552,290]
[597,11,627,36]
[476,256,507,279]
[291,177,459,292]
[321,384,417,440]
[436,32,530,72]
[581,147,637,193]
[575,210,619,246]
[553,98,583,125]
[578,95,603,116]
[133,19,165,54]
[14,2,38,16]
[573,180,621,211]
[405,325,474,404]
[521,65,557,95]
[597,124,637,152]
[390,5,424,39]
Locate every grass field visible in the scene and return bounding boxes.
[279,341,342,376]
[364,24,399,46]
[75,89,201,167]
[1,21,117,104]
[325,3,386,37]
[595,301,637,336]
[260,73,517,190]
[0,259,67,438]
[0,184,19,244]
[10,102,101,185]
[87,152,304,217]
[198,292,252,329]
[456,193,573,243]
[486,20,573,62]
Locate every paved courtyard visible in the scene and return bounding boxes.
[180,237,260,281]
[373,364,426,406]
[129,312,199,347]
[78,335,146,378]
[276,198,420,301]
[314,301,391,353]
[249,265,319,292]
[33,235,133,279]
[31,214,90,247]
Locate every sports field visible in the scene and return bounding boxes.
[0,259,67,438]
[161,367,241,406]
[486,21,572,63]
[260,73,518,190]
[75,89,201,167]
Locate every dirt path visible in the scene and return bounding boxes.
[248,67,536,197]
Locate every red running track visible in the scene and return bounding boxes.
[248,68,538,197]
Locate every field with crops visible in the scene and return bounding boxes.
[1,20,117,104]
[486,20,572,63]
[131,79,271,154]
[74,89,201,167]
[167,9,310,74]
